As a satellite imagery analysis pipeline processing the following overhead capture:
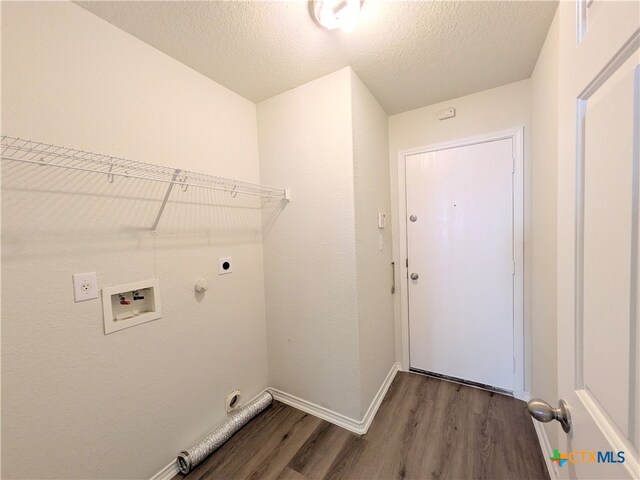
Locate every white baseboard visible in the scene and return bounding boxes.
[531,417,559,480]
[150,459,180,480]
[150,366,401,479]
[269,362,401,435]
[360,362,402,433]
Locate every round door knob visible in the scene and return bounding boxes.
[527,398,572,433]
[409,215,417,222]
[410,273,419,280]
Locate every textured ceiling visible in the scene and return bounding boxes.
[77,1,557,114]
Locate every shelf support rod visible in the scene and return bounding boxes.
[151,168,181,234]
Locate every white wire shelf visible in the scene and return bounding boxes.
[1,136,289,199]
[1,135,290,232]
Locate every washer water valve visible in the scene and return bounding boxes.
[101,279,161,334]
[195,278,209,293]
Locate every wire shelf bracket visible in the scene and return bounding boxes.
[1,136,291,232]
[151,168,181,234]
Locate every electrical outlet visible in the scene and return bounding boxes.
[73,272,98,302]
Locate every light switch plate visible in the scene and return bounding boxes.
[73,272,98,302]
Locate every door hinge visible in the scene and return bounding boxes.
[406,258,408,268]
[512,260,516,275]
[512,156,516,173]
[513,357,516,373]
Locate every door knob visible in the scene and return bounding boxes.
[527,398,572,433]
[410,273,419,280]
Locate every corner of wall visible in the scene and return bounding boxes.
[349,69,396,418]
[257,67,362,421]
[258,67,397,422]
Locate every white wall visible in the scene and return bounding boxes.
[388,80,532,388]
[1,2,560,477]
[530,7,560,455]
[1,3,268,479]
[258,67,396,421]
[351,73,396,414]
[258,68,363,419]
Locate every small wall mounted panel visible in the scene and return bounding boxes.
[101,279,161,334]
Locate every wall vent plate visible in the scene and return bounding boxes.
[101,279,161,334]
[225,389,241,412]
[218,257,233,275]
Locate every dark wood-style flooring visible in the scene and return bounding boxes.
[177,372,549,480]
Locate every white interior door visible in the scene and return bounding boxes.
[556,1,639,478]
[406,138,515,392]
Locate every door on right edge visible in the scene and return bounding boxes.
[557,1,639,478]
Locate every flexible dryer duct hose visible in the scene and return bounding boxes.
[177,391,274,474]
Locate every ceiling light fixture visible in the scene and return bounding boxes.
[312,0,363,33]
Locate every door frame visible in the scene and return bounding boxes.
[396,127,526,399]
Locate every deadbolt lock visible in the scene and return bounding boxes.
[409,215,417,222]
